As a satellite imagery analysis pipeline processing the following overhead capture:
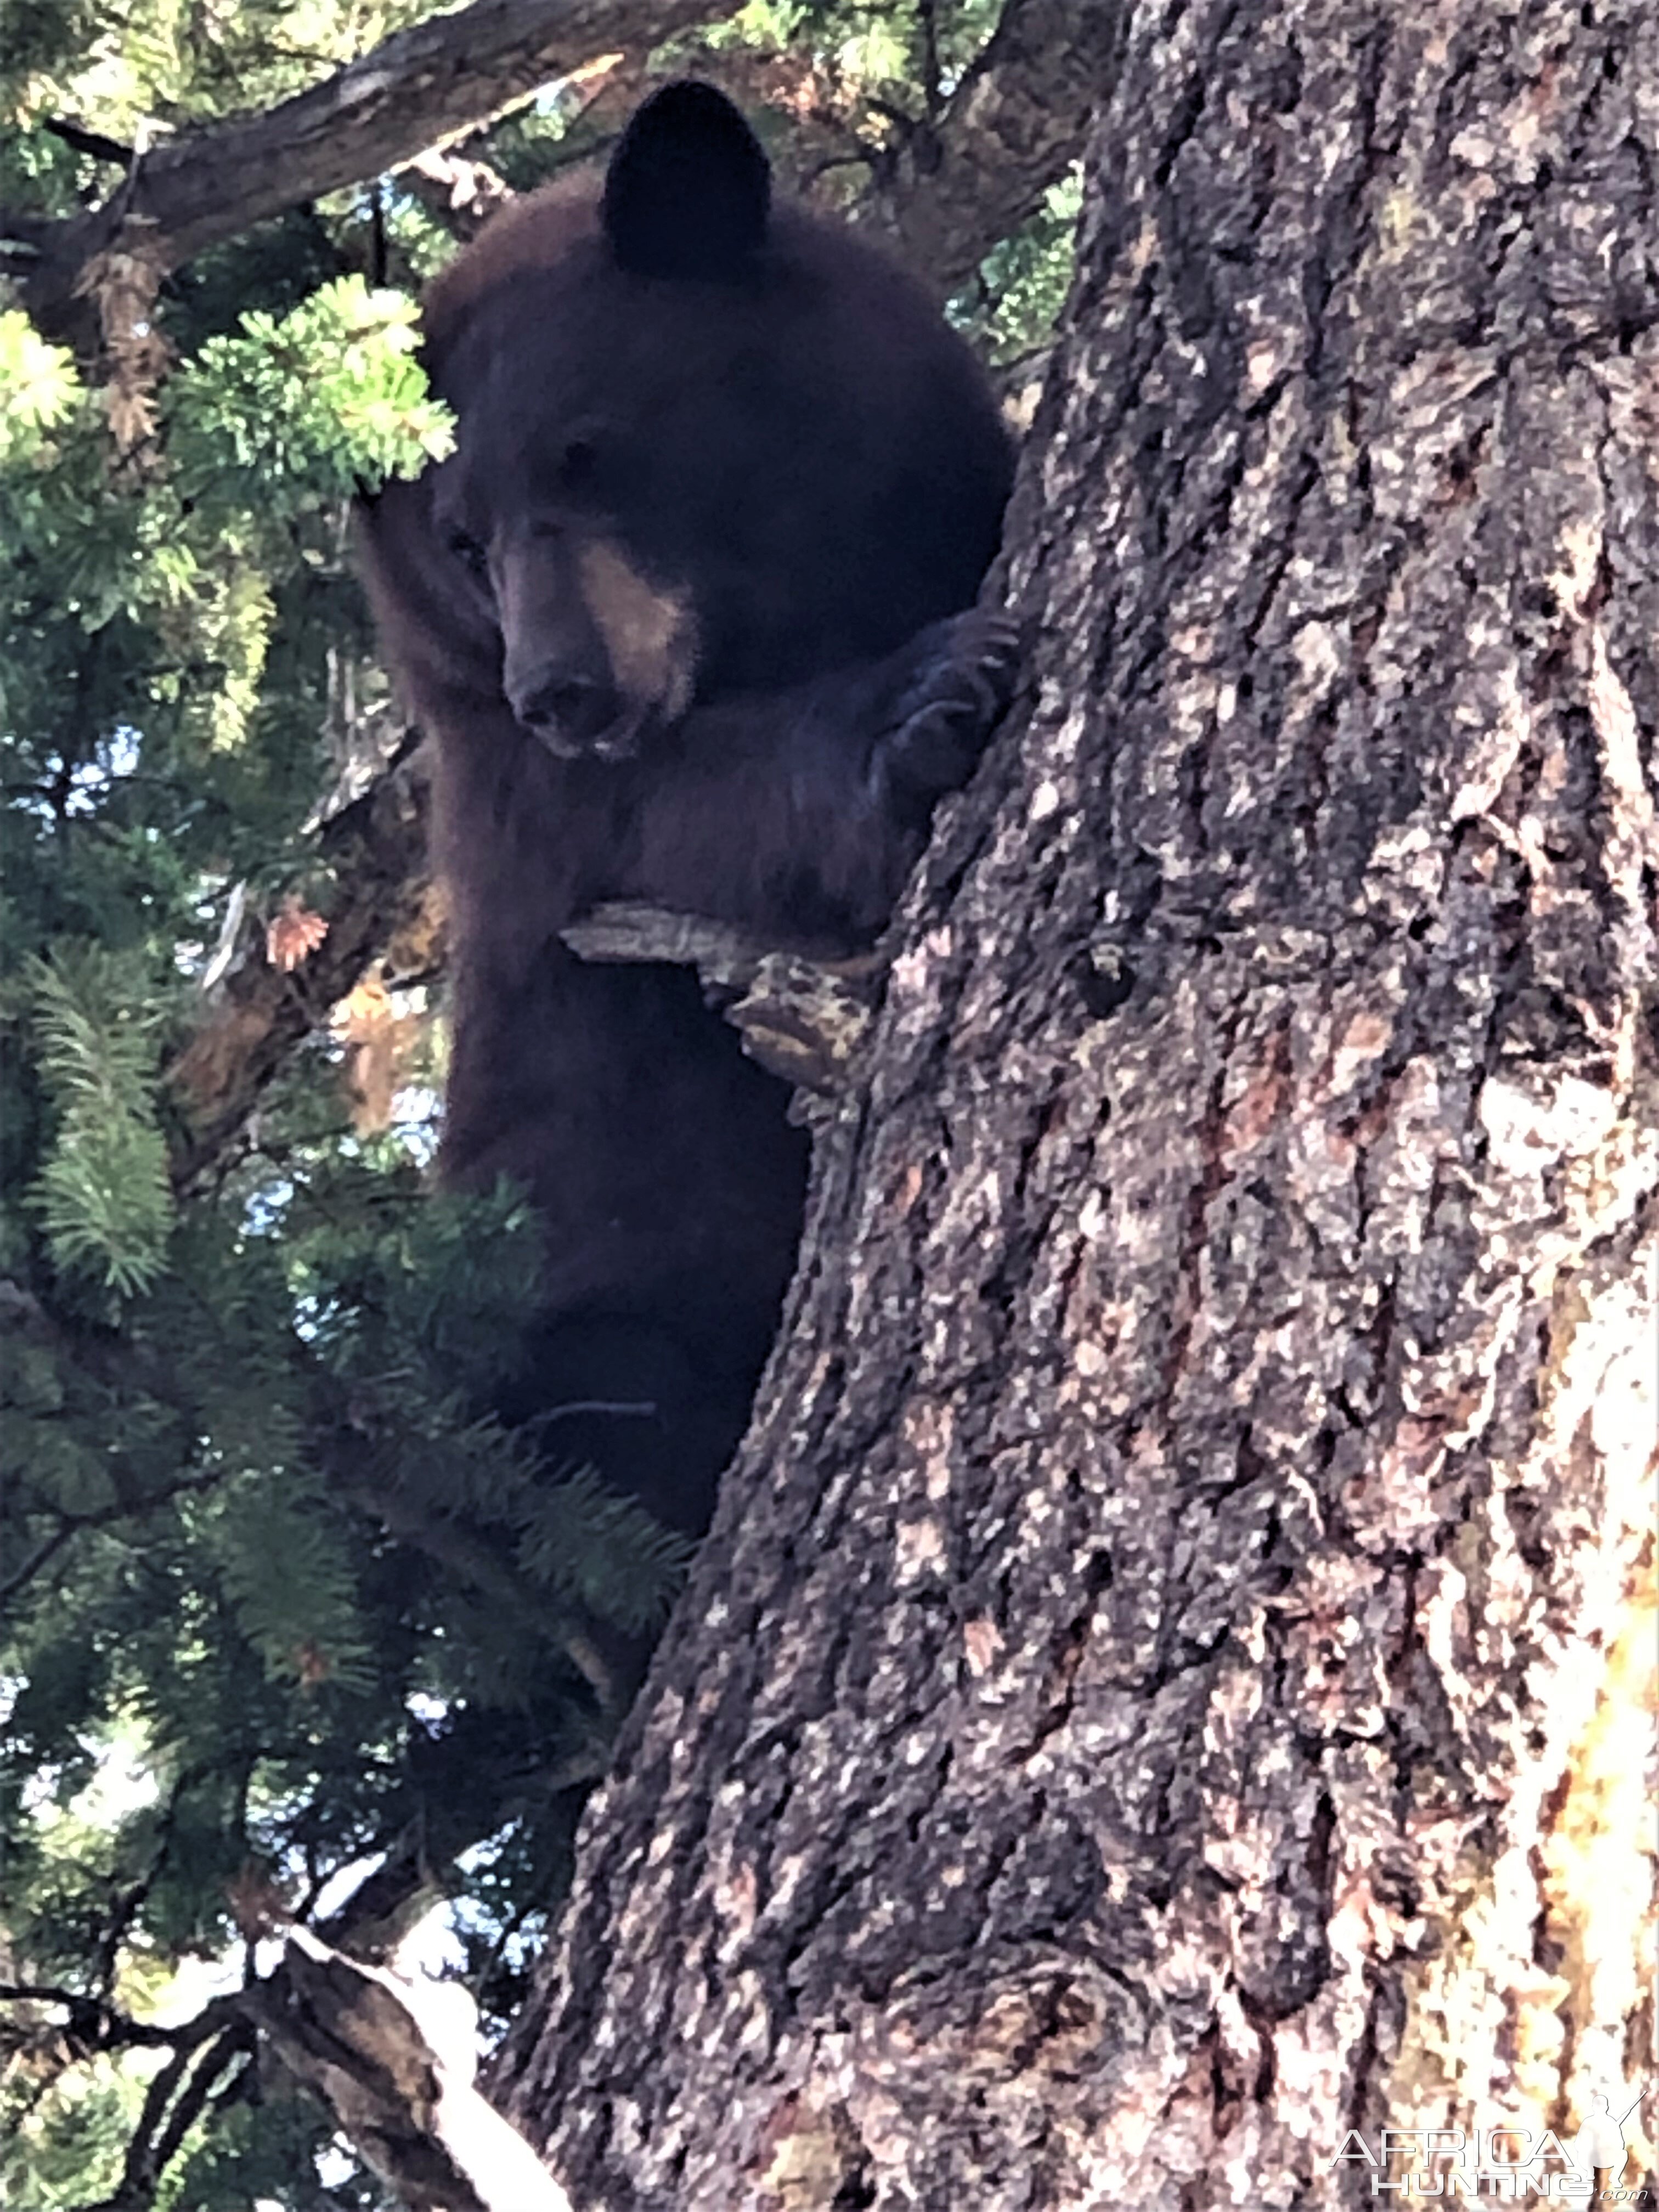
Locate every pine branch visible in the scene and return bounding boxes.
[343,1465,619,1709]
[0,1468,226,1608]
[12,0,742,345]
[26,946,174,1294]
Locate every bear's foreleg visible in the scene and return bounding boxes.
[619,610,1022,949]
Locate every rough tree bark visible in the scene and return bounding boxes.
[487,1,1658,2205]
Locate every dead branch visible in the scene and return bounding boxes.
[561,902,882,1098]
[253,1931,573,2212]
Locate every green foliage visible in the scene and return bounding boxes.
[2,2062,137,2211]
[698,0,1005,104]
[167,276,454,513]
[953,170,1085,363]
[0,0,106,98]
[205,1470,377,1689]
[155,2089,398,2210]
[0,150,480,2208]
[1,0,437,141]
[0,308,79,459]
[516,1460,693,1635]
[279,1156,694,1646]
[24,941,175,1294]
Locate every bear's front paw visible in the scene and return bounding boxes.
[872,609,1024,813]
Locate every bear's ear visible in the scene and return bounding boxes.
[602,80,772,280]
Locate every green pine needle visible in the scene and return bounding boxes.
[24,943,175,1295]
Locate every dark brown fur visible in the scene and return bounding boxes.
[356,83,1015,1551]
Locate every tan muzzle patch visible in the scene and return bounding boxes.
[577,539,698,725]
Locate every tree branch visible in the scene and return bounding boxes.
[252,1930,573,2212]
[18,1944,565,2212]
[42,117,136,167]
[0,1462,227,1611]
[340,1465,620,1711]
[166,731,436,1196]
[9,0,1114,347]
[95,2016,255,2212]
[0,1983,176,2052]
[561,901,881,1098]
[13,0,738,343]
[854,0,1117,292]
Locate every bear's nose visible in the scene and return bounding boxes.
[512,673,622,753]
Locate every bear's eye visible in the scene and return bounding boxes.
[442,524,490,580]
[558,438,600,496]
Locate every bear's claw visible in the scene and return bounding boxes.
[875,609,1024,810]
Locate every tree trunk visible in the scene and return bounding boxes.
[492,1,1658,2203]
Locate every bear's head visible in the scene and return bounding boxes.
[365,80,1011,765]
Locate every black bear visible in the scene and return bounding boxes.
[356,82,1015,1553]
